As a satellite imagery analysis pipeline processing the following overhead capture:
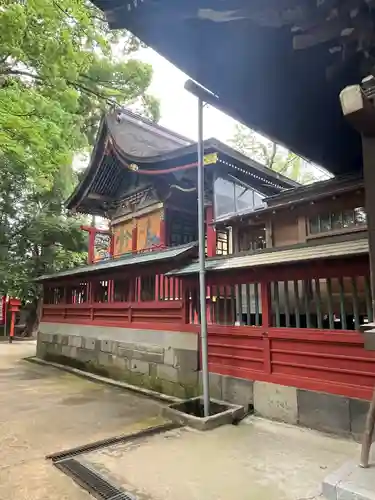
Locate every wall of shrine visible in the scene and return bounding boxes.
[112,208,163,257]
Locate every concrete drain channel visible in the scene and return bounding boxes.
[47,422,179,499]
[54,458,134,500]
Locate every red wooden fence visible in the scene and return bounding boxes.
[207,324,375,400]
[42,301,186,329]
[41,254,375,400]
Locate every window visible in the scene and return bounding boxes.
[216,230,229,255]
[214,177,265,219]
[239,226,266,252]
[169,212,197,246]
[309,207,366,236]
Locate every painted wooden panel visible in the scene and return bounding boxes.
[93,232,112,262]
[113,221,133,256]
[136,210,162,251]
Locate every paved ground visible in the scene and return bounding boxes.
[0,341,162,500]
[0,340,368,500]
[86,418,362,500]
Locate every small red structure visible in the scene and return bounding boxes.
[8,298,21,342]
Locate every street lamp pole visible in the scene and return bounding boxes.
[184,80,219,417]
[196,95,210,416]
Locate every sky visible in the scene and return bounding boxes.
[136,47,239,143]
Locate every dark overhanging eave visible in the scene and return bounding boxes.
[89,0,366,175]
[66,118,108,211]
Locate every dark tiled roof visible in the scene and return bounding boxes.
[37,242,197,282]
[168,239,368,276]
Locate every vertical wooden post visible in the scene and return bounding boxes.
[340,86,375,467]
[261,281,272,374]
[131,220,137,253]
[160,208,167,248]
[206,206,216,257]
[360,136,375,467]
[155,274,160,301]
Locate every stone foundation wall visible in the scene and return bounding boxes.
[37,322,200,399]
[37,322,369,438]
[203,374,369,439]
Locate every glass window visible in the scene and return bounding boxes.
[320,214,331,232]
[214,177,265,219]
[214,177,236,218]
[309,216,320,234]
[342,209,355,228]
[354,207,367,226]
[331,212,343,230]
[308,207,366,235]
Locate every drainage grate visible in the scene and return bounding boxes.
[47,422,179,462]
[55,458,135,500]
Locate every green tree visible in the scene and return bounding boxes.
[229,124,328,185]
[0,0,159,334]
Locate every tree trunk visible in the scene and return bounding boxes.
[23,298,42,337]
[360,387,375,467]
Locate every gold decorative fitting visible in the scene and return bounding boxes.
[129,163,139,171]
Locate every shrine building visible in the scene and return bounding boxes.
[36,109,374,436]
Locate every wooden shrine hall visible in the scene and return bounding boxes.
[36,109,375,437]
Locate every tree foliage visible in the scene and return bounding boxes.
[0,0,160,332]
[229,124,328,185]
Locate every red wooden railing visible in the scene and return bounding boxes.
[41,254,375,400]
[207,324,375,400]
[42,301,186,329]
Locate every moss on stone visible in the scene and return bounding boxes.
[43,346,199,399]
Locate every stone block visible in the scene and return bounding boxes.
[60,335,69,346]
[130,359,150,375]
[156,364,179,382]
[36,342,47,359]
[38,333,50,343]
[112,355,129,372]
[51,343,62,355]
[164,347,176,366]
[174,349,198,371]
[98,352,112,367]
[110,341,118,355]
[76,348,95,364]
[323,461,375,500]
[83,337,96,351]
[298,389,350,434]
[222,376,253,409]
[100,339,113,353]
[68,335,82,348]
[55,334,64,345]
[254,381,297,424]
[350,398,371,440]
[132,349,164,364]
[149,363,157,378]
[178,369,198,386]
[199,372,223,400]
[62,345,77,358]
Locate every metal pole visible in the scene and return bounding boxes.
[197,97,210,416]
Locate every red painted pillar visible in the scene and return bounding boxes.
[261,282,272,374]
[206,206,216,257]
